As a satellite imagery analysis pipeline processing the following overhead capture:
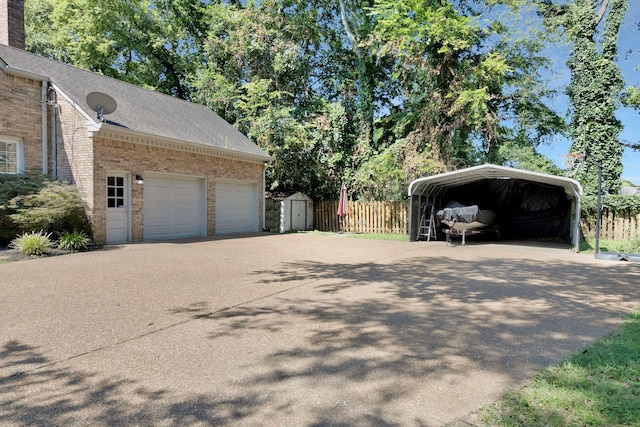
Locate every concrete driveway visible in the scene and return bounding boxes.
[1,234,638,426]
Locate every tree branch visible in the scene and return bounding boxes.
[595,0,608,25]
[339,0,360,56]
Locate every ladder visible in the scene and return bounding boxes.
[417,201,437,241]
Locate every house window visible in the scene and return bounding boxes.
[0,137,24,174]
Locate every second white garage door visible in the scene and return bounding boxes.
[216,181,258,234]
[144,174,205,240]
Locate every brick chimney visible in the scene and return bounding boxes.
[0,0,25,49]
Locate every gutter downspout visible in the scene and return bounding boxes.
[41,80,48,175]
[49,87,57,179]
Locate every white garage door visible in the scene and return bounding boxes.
[216,181,258,234]
[144,174,205,240]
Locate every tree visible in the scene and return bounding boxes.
[25,0,207,99]
[364,1,563,186]
[191,0,358,199]
[338,0,377,154]
[542,0,628,195]
[24,0,573,201]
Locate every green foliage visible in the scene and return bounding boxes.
[352,140,440,201]
[7,179,89,236]
[498,140,563,175]
[556,0,628,196]
[368,0,564,176]
[580,237,640,253]
[57,230,91,251]
[1,175,92,251]
[622,86,640,108]
[0,174,48,243]
[581,194,640,216]
[9,231,55,256]
[26,0,630,202]
[26,0,206,99]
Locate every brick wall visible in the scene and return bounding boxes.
[0,71,43,174]
[54,93,95,222]
[90,136,264,244]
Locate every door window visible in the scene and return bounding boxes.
[107,176,125,208]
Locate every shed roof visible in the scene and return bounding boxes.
[0,45,271,161]
[408,164,583,199]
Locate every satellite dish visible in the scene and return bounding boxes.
[86,92,117,122]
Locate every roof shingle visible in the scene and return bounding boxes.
[0,45,270,160]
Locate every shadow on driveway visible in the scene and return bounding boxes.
[1,240,639,426]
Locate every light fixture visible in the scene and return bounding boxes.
[135,174,144,185]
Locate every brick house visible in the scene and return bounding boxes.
[1,0,272,244]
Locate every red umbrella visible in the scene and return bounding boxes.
[337,183,349,217]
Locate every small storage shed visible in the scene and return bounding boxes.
[270,192,314,233]
[408,164,583,250]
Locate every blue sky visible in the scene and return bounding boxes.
[538,5,640,185]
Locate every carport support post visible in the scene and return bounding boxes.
[408,195,419,241]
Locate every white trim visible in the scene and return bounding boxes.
[1,61,49,81]
[41,81,48,175]
[49,82,97,125]
[0,135,24,174]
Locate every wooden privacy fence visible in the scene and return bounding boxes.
[582,208,640,240]
[264,198,281,233]
[314,201,640,240]
[314,200,409,234]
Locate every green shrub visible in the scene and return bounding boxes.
[0,175,48,244]
[57,230,91,251]
[9,231,55,256]
[8,179,89,235]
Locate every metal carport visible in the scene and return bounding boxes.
[408,164,583,251]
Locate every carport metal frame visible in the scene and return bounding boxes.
[408,164,583,251]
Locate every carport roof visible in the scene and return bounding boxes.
[408,164,583,199]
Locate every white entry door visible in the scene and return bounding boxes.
[106,173,129,243]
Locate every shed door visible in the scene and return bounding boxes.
[291,200,307,231]
[216,181,258,234]
[144,174,205,240]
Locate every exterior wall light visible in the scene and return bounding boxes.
[135,174,144,185]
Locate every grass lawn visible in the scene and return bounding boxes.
[344,232,409,241]
[479,309,640,426]
[579,237,640,254]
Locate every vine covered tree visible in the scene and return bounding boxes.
[542,0,628,196]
